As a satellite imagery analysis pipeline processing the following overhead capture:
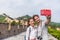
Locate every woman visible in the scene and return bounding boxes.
[26,18,38,40]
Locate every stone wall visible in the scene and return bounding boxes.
[0,23,27,39]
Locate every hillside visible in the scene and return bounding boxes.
[49,22,60,28]
[0,15,6,23]
[17,15,31,20]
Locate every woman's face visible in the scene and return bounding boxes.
[29,19,34,27]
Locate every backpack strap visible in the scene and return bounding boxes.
[40,21,44,39]
[28,27,31,38]
[24,27,31,40]
[41,22,43,37]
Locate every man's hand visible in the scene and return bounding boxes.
[45,16,51,25]
[46,16,51,19]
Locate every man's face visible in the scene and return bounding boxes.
[34,16,40,23]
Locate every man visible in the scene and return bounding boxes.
[33,15,51,40]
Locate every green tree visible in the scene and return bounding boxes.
[11,21,18,25]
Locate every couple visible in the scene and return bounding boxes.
[25,15,51,40]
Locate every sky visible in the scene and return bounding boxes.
[0,0,60,23]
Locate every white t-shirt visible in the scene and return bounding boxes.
[38,21,48,40]
[26,26,37,40]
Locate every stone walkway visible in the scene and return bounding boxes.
[3,32,58,40]
[48,34,58,40]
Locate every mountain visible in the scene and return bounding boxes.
[49,22,60,28]
[0,15,6,23]
[17,15,31,20]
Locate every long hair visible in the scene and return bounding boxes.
[28,17,34,27]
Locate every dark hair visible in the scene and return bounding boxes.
[33,15,39,21]
[28,17,33,27]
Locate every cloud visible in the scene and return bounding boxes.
[0,0,60,22]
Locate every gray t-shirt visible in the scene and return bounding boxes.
[38,21,48,40]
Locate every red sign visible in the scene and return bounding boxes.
[40,9,51,16]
